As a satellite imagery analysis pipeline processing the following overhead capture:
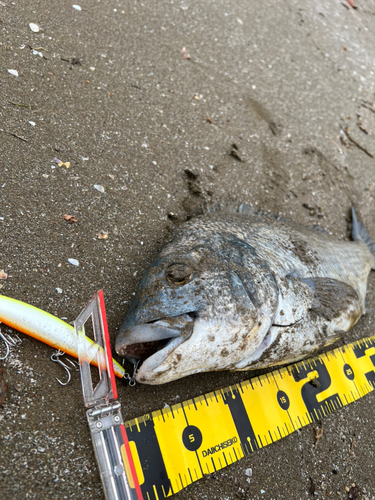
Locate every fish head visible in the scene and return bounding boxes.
[115,232,279,384]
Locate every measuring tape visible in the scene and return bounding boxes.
[123,335,375,499]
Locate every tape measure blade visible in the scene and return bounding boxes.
[124,334,375,499]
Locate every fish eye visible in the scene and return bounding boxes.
[165,263,194,286]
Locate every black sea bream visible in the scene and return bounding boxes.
[116,208,375,384]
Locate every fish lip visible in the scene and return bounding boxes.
[115,312,195,364]
[135,334,189,383]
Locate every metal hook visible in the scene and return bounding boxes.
[122,358,141,386]
[131,359,141,384]
[64,358,80,371]
[3,333,22,347]
[0,321,22,360]
[0,331,10,361]
[9,334,22,347]
[51,351,72,386]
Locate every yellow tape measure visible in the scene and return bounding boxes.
[124,335,375,499]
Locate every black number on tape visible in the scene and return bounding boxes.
[343,364,354,380]
[277,390,290,410]
[353,339,375,387]
[293,359,341,420]
[182,425,202,451]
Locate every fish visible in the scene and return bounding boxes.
[115,207,375,384]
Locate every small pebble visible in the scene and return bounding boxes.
[244,468,252,477]
[29,23,40,32]
[29,121,36,126]
[56,288,63,293]
[68,258,79,266]
[72,4,82,10]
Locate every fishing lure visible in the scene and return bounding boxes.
[0,294,125,378]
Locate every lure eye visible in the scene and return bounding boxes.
[165,264,194,286]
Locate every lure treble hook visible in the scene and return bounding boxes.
[0,324,22,360]
[0,331,10,361]
[51,350,76,386]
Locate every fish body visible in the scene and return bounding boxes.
[116,208,375,384]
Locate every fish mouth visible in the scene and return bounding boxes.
[115,313,195,376]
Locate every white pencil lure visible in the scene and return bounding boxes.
[0,294,125,378]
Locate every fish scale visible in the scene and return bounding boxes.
[123,334,375,498]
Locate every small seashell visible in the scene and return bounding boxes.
[29,23,40,32]
[68,258,79,266]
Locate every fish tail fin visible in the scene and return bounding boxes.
[351,207,375,269]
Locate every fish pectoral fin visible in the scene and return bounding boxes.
[301,277,360,322]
